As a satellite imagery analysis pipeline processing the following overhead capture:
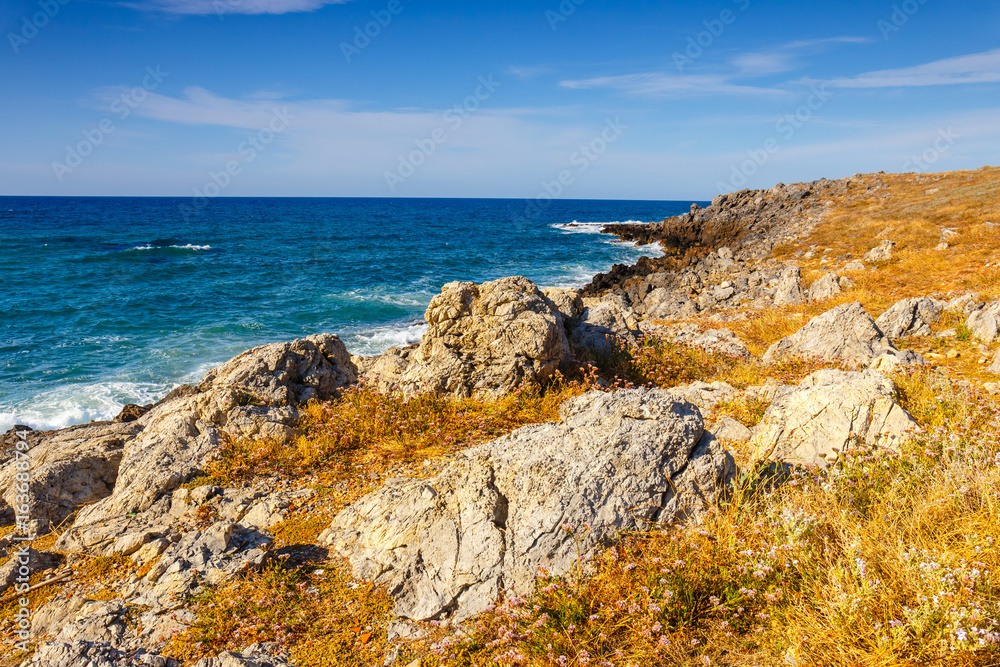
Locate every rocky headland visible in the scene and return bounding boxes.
[2,167,1000,666]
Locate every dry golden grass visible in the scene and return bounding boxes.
[167,374,608,666]
[166,560,395,667]
[431,369,1000,667]
[776,167,1000,302]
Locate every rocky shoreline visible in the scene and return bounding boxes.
[3,170,1000,666]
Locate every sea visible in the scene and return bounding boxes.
[0,197,700,432]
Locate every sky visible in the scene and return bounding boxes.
[1,0,998,200]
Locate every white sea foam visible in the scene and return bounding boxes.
[336,287,435,308]
[342,323,428,357]
[552,220,649,235]
[0,381,172,432]
[130,244,212,251]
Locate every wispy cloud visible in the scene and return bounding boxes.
[125,0,351,16]
[828,49,1000,88]
[97,86,307,127]
[733,36,869,76]
[506,65,555,80]
[560,72,784,97]
[561,36,866,98]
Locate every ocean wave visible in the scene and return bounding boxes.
[130,244,212,251]
[552,220,650,235]
[342,323,428,356]
[335,288,435,308]
[0,381,172,433]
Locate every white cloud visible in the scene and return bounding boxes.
[506,65,555,80]
[732,37,869,76]
[126,0,350,16]
[559,72,784,97]
[829,49,1000,88]
[103,87,623,197]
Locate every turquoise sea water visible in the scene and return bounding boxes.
[0,197,698,431]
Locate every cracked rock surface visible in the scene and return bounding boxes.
[321,388,734,622]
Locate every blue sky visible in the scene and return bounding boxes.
[1,0,998,199]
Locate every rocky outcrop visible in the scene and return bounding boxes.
[46,335,355,550]
[321,389,734,622]
[967,301,1000,342]
[751,370,917,467]
[987,347,1000,375]
[0,421,140,534]
[946,293,981,316]
[569,294,641,355]
[807,272,842,302]
[366,277,570,397]
[21,640,176,667]
[863,240,895,263]
[773,265,805,306]
[762,302,920,366]
[585,179,847,296]
[668,381,740,412]
[710,416,754,442]
[0,547,61,594]
[192,644,293,667]
[542,287,584,324]
[649,323,752,358]
[607,245,858,322]
[876,297,945,338]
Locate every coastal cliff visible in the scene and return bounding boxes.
[2,167,1000,667]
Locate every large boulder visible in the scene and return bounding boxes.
[21,641,176,667]
[967,302,1000,343]
[987,348,1000,375]
[569,294,641,356]
[773,265,805,306]
[0,422,140,534]
[876,297,945,338]
[50,335,355,551]
[863,240,895,263]
[321,389,734,622]
[643,288,699,320]
[762,302,919,366]
[807,272,842,302]
[542,287,584,324]
[668,381,740,412]
[946,293,981,316]
[200,333,357,410]
[367,277,570,397]
[658,324,752,358]
[751,370,917,467]
[192,644,293,667]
